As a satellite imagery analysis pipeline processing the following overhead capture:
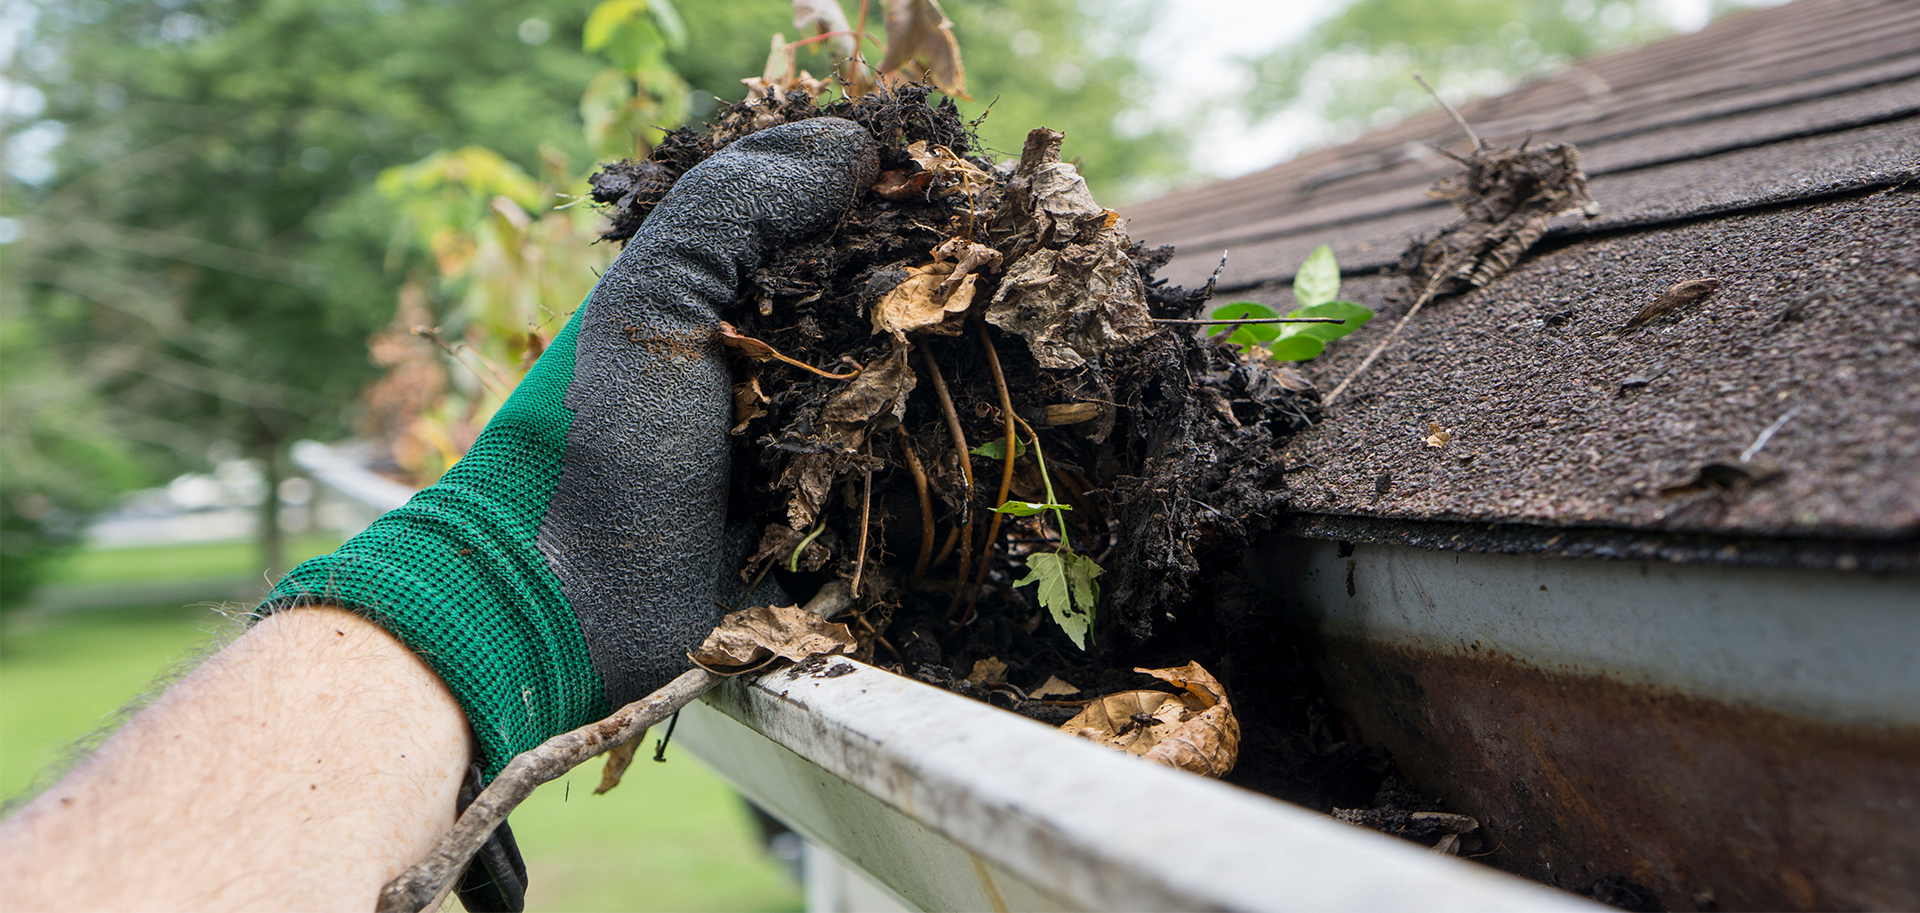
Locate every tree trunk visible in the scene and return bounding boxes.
[258,437,284,582]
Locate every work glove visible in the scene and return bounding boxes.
[265,117,877,778]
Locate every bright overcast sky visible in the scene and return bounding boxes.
[1149,0,1787,182]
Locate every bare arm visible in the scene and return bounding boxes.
[0,606,473,912]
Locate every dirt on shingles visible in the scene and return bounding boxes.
[1245,187,1920,541]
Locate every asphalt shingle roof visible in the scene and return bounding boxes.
[1123,0,1920,546]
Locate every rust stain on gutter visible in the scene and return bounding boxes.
[1318,638,1920,911]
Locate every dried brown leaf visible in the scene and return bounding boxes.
[1411,141,1598,295]
[1424,423,1451,449]
[1061,662,1239,778]
[1029,675,1081,699]
[690,603,857,672]
[594,729,647,795]
[732,375,770,435]
[966,657,1008,686]
[878,0,967,99]
[871,262,975,335]
[872,169,933,201]
[1619,277,1722,332]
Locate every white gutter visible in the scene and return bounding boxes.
[293,439,1601,911]
[675,658,1600,912]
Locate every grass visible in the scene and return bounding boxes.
[42,533,345,586]
[1,547,803,913]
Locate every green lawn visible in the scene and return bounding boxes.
[43,533,345,586]
[2,550,802,912]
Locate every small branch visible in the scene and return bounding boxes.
[1414,71,1484,151]
[1326,276,1444,406]
[1741,405,1801,463]
[921,347,975,592]
[957,319,1016,622]
[897,435,937,583]
[1151,317,1346,326]
[850,467,874,598]
[376,668,722,912]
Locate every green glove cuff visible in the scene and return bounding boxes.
[263,306,606,778]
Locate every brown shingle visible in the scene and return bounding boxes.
[1123,0,1920,540]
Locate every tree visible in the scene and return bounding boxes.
[6,0,613,580]
[1245,0,1670,138]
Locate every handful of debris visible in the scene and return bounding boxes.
[589,85,1318,708]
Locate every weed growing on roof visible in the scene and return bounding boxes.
[1207,245,1373,361]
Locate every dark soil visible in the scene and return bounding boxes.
[591,86,1466,850]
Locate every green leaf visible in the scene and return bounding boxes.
[971,438,1027,460]
[1268,334,1324,361]
[649,0,688,50]
[1206,301,1281,351]
[1288,300,1374,344]
[1293,245,1340,308]
[992,500,1068,517]
[1013,551,1101,650]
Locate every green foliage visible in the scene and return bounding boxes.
[581,0,691,158]
[1208,245,1373,361]
[1247,0,1670,132]
[969,438,1027,460]
[0,307,150,611]
[993,430,1099,649]
[1011,550,1101,651]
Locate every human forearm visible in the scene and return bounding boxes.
[0,607,472,912]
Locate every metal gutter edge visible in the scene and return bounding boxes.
[675,657,1602,912]
[1273,512,1920,574]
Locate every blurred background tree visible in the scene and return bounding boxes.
[2,0,1746,611]
[1243,0,1671,139]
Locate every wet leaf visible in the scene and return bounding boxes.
[1293,244,1341,308]
[690,603,857,672]
[595,729,647,795]
[1061,662,1239,778]
[1014,550,1100,649]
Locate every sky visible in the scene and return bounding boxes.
[1149,0,1789,182]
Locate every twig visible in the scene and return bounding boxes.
[414,326,514,401]
[850,468,874,598]
[958,319,1017,621]
[1150,317,1346,326]
[920,347,975,592]
[1740,405,1801,463]
[1414,71,1484,151]
[897,435,937,583]
[1325,275,1445,406]
[375,668,722,912]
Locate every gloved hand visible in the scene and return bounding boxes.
[265,118,878,776]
